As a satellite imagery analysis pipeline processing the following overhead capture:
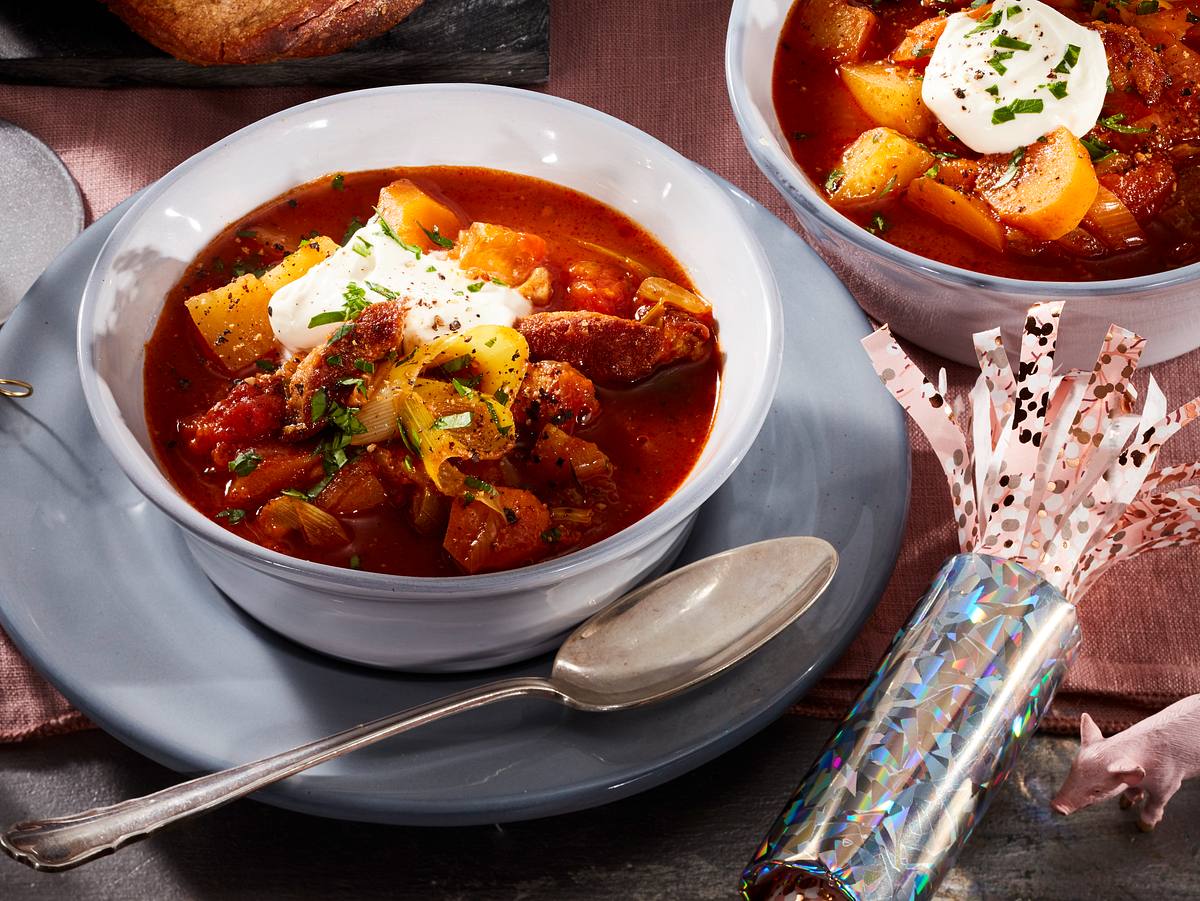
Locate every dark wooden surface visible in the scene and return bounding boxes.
[1,716,1196,899]
[0,0,548,87]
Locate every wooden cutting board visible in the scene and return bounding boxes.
[0,0,548,87]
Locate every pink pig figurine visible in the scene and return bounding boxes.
[1051,697,1200,831]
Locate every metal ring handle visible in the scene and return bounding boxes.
[0,378,32,398]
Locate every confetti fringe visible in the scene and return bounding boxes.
[864,302,1200,601]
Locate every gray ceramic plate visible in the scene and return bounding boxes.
[0,174,909,825]
[0,120,84,324]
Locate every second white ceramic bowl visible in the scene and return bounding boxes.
[78,85,783,671]
[726,0,1200,370]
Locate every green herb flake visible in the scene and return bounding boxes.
[311,389,328,423]
[365,280,398,300]
[986,84,1000,97]
[494,387,510,406]
[464,475,496,494]
[426,265,437,273]
[351,235,372,258]
[993,146,1026,189]
[419,222,455,249]
[868,213,889,235]
[989,50,1014,75]
[354,358,375,374]
[1136,0,1159,13]
[541,527,562,544]
[966,10,1003,35]
[1055,43,1081,74]
[1046,81,1069,100]
[216,508,246,525]
[484,337,497,348]
[992,97,1043,124]
[880,174,898,197]
[308,310,346,329]
[992,34,1032,51]
[326,354,343,367]
[328,320,355,344]
[824,168,845,194]
[924,163,940,179]
[1081,135,1115,161]
[451,377,474,397]
[331,173,346,191]
[236,229,257,239]
[441,354,472,374]
[1100,113,1150,134]
[281,488,310,500]
[255,359,278,373]
[432,411,473,430]
[349,555,361,569]
[375,210,422,258]
[341,216,364,245]
[466,281,485,293]
[228,449,263,477]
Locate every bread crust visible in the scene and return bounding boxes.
[103,0,424,66]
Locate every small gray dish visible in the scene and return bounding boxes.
[0,174,910,825]
[0,120,84,324]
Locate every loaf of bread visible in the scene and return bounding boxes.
[102,0,425,66]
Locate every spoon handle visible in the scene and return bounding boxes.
[1,676,560,871]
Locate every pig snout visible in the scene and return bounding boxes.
[1050,798,1073,816]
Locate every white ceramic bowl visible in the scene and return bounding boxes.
[727,0,1200,370]
[78,85,783,672]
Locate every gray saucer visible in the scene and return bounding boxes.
[0,120,84,323]
[0,174,910,825]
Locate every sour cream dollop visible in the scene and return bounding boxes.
[922,0,1108,154]
[267,215,532,355]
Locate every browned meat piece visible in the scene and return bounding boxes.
[1100,157,1178,223]
[512,361,601,434]
[184,371,285,456]
[1094,23,1167,105]
[515,310,711,385]
[283,300,404,438]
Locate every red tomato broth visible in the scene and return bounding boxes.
[773,0,1200,280]
[143,166,720,577]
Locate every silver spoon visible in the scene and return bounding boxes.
[1,536,837,872]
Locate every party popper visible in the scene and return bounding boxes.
[742,303,1200,900]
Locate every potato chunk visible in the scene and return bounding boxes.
[376,179,463,252]
[185,236,338,372]
[829,127,934,207]
[791,0,876,63]
[907,176,1006,251]
[841,62,934,137]
[978,128,1099,241]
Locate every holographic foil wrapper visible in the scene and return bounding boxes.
[741,553,1081,901]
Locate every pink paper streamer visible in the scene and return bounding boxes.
[862,306,1200,602]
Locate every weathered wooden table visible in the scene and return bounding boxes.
[1,716,1195,899]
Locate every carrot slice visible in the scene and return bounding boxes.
[978,128,1099,241]
[907,177,1007,251]
[893,17,947,67]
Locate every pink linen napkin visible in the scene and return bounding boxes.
[1,0,1198,741]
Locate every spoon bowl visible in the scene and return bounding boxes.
[551,537,838,710]
[2,536,837,872]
